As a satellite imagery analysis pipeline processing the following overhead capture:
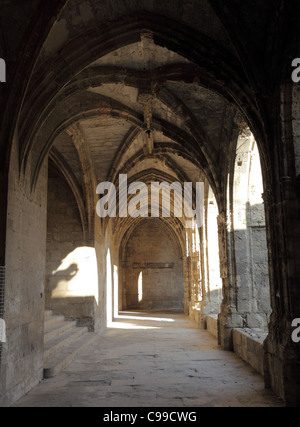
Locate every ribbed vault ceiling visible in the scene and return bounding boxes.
[46,35,236,240]
[11,0,290,242]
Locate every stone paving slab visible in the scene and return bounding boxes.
[11,312,284,407]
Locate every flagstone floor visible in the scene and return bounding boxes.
[12,311,284,407]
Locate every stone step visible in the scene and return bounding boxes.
[44,332,98,379]
[44,310,53,319]
[44,318,77,344]
[44,326,89,361]
[44,314,66,331]
[43,311,98,379]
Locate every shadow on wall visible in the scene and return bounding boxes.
[48,263,79,295]
[46,247,100,331]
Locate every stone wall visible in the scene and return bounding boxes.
[0,138,48,406]
[121,220,184,311]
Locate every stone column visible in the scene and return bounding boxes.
[263,178,300,406]
[217,212,244,350]
[0,169,8,402]
[197,225,206,329]
[183,254,191,315]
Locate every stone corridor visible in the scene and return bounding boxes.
[12,312,283,407]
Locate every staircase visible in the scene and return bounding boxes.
[43,310,98,379]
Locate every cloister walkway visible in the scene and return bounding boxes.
[12,311,284,407]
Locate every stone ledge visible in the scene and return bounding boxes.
[205,316,267,377]
[232,328,268,377]
[206,315,218,339]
